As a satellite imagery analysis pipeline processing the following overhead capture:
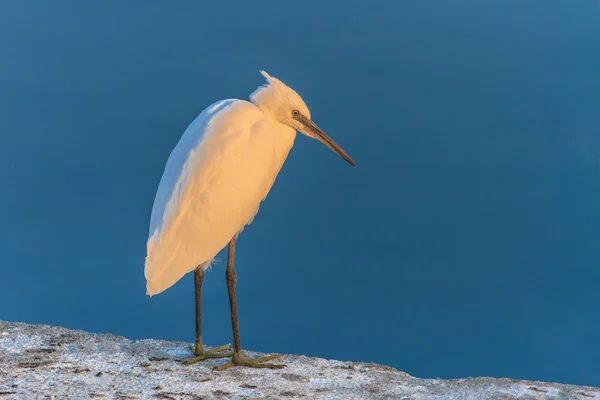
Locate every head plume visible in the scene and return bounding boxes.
[249,70,310,120]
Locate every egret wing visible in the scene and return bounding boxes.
[145,99,276,296]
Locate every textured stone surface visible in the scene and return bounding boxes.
[0,320,598,399]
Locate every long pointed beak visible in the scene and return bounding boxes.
[294,114,356,167]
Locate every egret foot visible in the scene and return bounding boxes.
[214,351,285,371]
[182,344,232,365]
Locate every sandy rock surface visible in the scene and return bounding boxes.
[0,320,598,399]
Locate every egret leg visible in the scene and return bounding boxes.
[214,238,285,371]
[183,267,232,365]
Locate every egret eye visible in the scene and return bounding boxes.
[292,110,299,116]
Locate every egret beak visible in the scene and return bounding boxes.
[294,114,356,167]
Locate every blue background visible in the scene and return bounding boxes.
[1,0,599,387]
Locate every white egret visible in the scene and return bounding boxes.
[145,71,356,370]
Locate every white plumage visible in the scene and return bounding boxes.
[145,71,355,297]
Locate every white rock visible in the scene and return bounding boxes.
[0,320,597,399]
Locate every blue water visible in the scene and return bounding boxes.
[1,0,599,387]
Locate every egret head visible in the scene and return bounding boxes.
[250,70,356,167]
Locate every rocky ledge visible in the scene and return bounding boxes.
[0,320,598,399]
